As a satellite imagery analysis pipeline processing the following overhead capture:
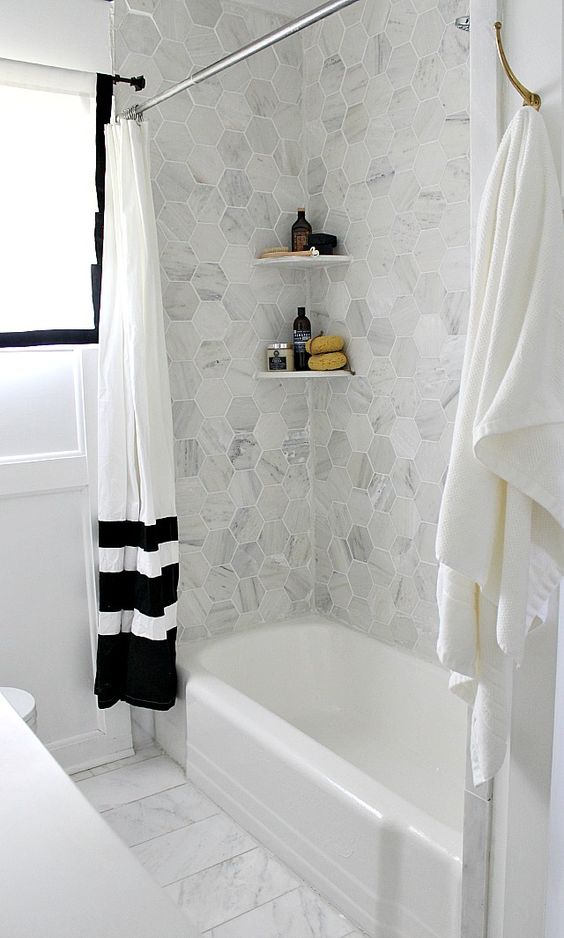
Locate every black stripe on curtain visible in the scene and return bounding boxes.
[99,516,178,551]
[99,563,179,617]
[95,517,179,711]
[95,629,177,711]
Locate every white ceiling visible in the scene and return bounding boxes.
[236,0,318,15]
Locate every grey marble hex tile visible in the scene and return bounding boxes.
[118,0,469,663]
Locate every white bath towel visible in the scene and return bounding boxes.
[436,107,564,785]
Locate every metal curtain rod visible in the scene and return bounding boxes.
[122,0,362,119]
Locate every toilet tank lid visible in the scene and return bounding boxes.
[0,687,36,723]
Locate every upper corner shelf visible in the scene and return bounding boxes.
[252,254,352,270]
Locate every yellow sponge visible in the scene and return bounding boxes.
[305,335,345,355]
[308,351,348,371]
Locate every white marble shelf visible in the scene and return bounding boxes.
[257,369,353,378]
[252,254,352,269]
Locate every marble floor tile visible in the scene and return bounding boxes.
[203,884,354,938]
[76,755,186,811]
[90,745,163,775]
[132,812,257,886]
[101,781,219,846]
[75,751,370,938]
[166,845,300,932]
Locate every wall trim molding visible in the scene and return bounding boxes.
[47,713,134,774]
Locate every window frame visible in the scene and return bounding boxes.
[0,73,113,349]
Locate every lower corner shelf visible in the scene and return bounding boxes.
[257,369,354,379]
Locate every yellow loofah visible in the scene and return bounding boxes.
[308,351,348,371]
[305,334,345,355]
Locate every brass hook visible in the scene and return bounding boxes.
[494,22,541,110]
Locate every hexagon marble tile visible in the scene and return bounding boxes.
[303,0,469,662]
[114,0,469,662]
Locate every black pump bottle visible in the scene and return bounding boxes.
[293,307,311,371]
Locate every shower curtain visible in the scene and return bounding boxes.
[94,119,178,711]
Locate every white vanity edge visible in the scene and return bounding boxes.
[0,692,199,938]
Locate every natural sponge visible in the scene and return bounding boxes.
[305,334,345,355]
[308,351,348,371]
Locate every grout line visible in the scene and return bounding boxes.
[162,844,259,889]
[88,750,165,777]
[139,817,260,886]
[97,779,198,813]
[130,812,258,873]
[189,841,364,936]
[199,885,302,935]
[106,807,222,846]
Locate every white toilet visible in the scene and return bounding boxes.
[1,686,37,733]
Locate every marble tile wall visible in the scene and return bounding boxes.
[115,0,316,640]
[304,0,470,660]
[115,0,470,660]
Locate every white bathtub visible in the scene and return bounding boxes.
[173,615,466,938]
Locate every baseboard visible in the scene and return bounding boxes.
[48,729,134,774]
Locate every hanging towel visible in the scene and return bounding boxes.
[436,107,564,785]
[95,119,179,711]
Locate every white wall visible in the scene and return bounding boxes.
[543,6,564,919]
[469,2,563,935]
[546,591,564,938]
[0,2,131,771]
[0,0,112,75]
[488,604,558,938]
[501,2,562,171]
[497,4,563,936]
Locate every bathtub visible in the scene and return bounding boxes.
[170,615,466,938]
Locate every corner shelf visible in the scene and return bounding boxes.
[257,369,353,379]
[252,255,352,270]
[254,254,354,377]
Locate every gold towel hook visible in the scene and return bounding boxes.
[494,22,541,110]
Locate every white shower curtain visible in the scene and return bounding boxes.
[95,119,179,711]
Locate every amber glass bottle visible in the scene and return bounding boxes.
[291,209,312,253]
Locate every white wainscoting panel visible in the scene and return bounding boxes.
[0,347,132,771]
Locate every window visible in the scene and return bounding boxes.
[0,59,110,347]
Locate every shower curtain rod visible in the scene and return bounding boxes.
[121,0,362,119]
